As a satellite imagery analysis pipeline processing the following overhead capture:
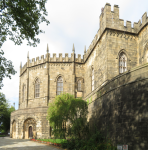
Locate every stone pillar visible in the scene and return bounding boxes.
[46,44,49,106]
[72,44,76,97]
[19,62,22,109]
[26,52,29,108]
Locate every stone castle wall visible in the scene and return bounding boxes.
[85,62,148,150]
[10,107,49,139]
[11,3,148,149]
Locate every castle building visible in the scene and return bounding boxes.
[10,3,148,149]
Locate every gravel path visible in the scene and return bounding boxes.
[0,137,64,150]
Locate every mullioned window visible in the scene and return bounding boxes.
[35,79,40,98]
[119,52,127,73]
[57,76,63,95]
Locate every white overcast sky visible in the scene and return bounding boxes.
[0,0,148,110]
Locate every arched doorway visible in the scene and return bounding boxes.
[23,118,36,139]
[29,126,33,138]
[12,120,16,138]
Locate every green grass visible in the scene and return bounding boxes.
[37,138,67,144]
[0,135,6,137]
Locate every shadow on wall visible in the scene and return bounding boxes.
[88,69,148,150]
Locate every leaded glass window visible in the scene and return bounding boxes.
[78,80,81,91]
[57,76,63,95]
[35,79,40,98]
[119,53,127,73]
[92,68,94,91]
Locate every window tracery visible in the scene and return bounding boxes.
[57,76,63,95]
[35,79,40,98]
[119,53,127,73]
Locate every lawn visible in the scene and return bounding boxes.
[37,138,67,144]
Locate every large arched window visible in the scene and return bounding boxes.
[119,53,127,73]
[35,79,40,98]
[92,68,94,91]
[22,85,25,102]
[57,76,63,95]
[78,80,81,91]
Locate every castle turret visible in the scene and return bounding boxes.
[84,46,86,54]
[19,62,22,109]
[26,51,29,108]
[71,44,75,97]
[72,43,75,53]
[46,44,49,105]
[46,43,49,63]
[47,43,49,53]
[27,51,29,59]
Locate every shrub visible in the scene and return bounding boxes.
[60,126,117,150]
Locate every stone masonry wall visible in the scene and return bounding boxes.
[11,3,148,144]
[10,107,49,139]
[84,32,108,98]
[106,29,138,80]
[85,63,148,150]
[138,25,148,65]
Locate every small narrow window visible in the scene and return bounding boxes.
[92,68,94,91]
[119,53,127,73]
[35,79,40,98]
[57,76,63,95]
[78,80,81,91]
[22,85,25,102]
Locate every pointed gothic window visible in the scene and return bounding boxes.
[78,80,81,91]
[119,53,127,73]
[92,68,94,91]
[57,76,63,95]
[35,79,40,98]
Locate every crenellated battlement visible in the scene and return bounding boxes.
[20,52,84,75]
[82,3,148,62]
[20,3,148,76]
[99,3,148,33]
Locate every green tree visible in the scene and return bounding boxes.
[0,0,50,48]
[0,0,50,89]
[47,92,89,140]
[0,92,15,132]
[0,50,17,90]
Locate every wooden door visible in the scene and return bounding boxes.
[29,126,33,138]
